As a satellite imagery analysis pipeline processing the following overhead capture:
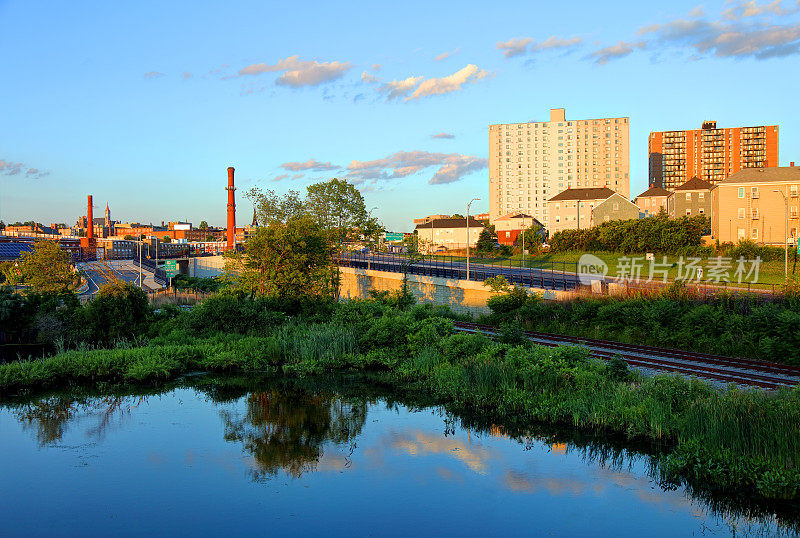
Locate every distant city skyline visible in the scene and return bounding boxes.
[2,0,799,230]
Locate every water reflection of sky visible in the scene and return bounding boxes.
[0,387,789,536]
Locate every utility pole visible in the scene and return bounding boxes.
[774,188,789,283]
[466,197,480,280]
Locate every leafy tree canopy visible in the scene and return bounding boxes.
[16,240,75,293]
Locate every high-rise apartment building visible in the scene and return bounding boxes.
[648,121,778,190]
[489,108,630,226]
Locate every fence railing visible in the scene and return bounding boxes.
[131,257,169,286]
[338,252,581,291]
[338,252,786,297]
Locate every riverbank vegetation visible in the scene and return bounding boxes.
[480,278,800,363]
[1,290,799,503]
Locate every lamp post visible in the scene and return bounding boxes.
[138,240,143,288]
[519,208,526,267]
[466,197,480,280]
[367,206,378,269]
[774,189,789,283]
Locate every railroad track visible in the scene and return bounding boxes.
[452,321,800,390]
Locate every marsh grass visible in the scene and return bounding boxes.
[1,298,798,501]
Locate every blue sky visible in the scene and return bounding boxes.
[2,0,799,231]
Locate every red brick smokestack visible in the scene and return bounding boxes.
[226,167,236,250]
[87,195,94,239]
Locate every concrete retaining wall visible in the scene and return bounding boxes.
[190,256,226,278]
[339,267,577,315]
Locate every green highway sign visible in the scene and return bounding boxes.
[384,232,404,242]
[164,260,178,276]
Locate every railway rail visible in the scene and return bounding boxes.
[452,321,800,390]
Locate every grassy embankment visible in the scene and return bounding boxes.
[1,295,799,502]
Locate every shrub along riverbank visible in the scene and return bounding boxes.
[480,279,800,364]
[1,293,799,503]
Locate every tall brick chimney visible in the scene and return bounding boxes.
[226,167,236,250]
[87,195,94,239]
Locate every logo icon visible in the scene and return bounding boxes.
[578,253,608,285]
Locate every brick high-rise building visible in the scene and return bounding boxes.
[648,121,778,191]
[489,108,630,228]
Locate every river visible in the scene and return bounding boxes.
[0,374,795,536]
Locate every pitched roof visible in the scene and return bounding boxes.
[674,176,714,191]
[548,187,616,202]
[494,211,535,221]
[414,217,485,230]
[635,186,670,198]
[719,166,800,184]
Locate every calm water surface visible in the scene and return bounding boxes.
[0,376,794,536]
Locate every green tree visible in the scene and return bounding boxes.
[516,223,546,253]
[162,235,171,243]
[199,221,208,229]
[305,178,370,245]
[84,281,149,343]
[16,240,75,293]
[450,213,465,219]
[223,214,334,299]
[476,225,497,253]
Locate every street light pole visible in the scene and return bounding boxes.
[466,197,480,280]
[774,189,789,283]
[519,208,526,267]
[138,241,143,288]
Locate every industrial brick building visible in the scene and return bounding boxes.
[489,108,630,228]
[648,121,779,190]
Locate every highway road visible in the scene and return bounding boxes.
[77,260,151,297]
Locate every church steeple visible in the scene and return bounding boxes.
[251,207,258,227]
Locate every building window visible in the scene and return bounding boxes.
[752,187,759,198]
[698,192,705,200]
[685,209,691,216]
[738,228,746,239]
[738,208,746,219]
[752,228,758,239]
[738,187,745,198]
[685,193,692,201]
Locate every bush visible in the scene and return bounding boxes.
[84,282,149,344]
[549,215,710,254]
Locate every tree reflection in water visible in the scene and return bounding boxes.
[220,388,367,479]
[14,395,143,446]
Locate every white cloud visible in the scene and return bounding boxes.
[689,5,706,17]
[270,174,289,182]
[361,71,380,83]
[588,41,646,64]
[431,132,455,139]
[345,150,487,185]
[280,159,339,172]
[640,18,800,58]
[497,36,582,58]
[496,37,532,58]
[238,55,353,87]
[182,72,193,79]
[0,160,48,178]
[722,0,799,20]
[434,47,460,61]
[532,36,583,51]
[407,64,488,101]
[378,76,424,100]
[143,71,165,79]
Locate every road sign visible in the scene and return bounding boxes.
[164,260,178,276]
[384,232,404,242]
